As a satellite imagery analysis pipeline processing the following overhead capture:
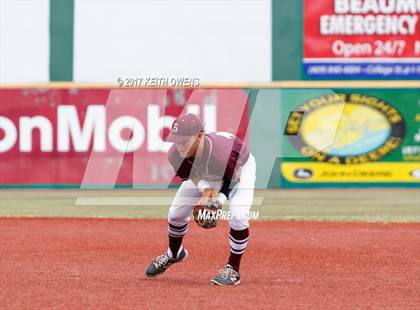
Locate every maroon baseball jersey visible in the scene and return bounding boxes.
[168,132,250,193]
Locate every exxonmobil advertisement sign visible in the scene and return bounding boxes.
[0,89,249,186]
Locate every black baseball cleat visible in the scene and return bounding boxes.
[210,264,241,286]
[145,248,188,277]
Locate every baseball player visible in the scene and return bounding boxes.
[145,113,256,285]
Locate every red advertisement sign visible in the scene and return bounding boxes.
[0,89,249,186]
[303,0,420,78]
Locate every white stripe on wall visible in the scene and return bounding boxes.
[73,0,271,83]
[0,0,49,83]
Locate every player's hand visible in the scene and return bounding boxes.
[199,188,217,205]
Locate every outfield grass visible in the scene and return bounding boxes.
[0,188,419,222]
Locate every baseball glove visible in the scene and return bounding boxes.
[193,199,222,229]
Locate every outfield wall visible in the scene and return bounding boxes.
[0,82,418,188]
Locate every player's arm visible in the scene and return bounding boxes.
[218,147,244,203]
[211,134,248,204]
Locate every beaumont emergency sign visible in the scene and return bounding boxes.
[320,0,419,35]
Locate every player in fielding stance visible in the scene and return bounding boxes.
[145,113,256,285]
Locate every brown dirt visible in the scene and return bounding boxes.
[1,218,419,309]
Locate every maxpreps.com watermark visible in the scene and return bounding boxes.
[117,77,200,87]
[196,210,260,221]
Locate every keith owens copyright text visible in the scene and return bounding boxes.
[117,77,200,87]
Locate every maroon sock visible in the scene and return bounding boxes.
[228,227,249,272]
[168,223,188,258]
[168,235,183,259]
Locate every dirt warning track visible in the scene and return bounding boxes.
[1,218,419,309]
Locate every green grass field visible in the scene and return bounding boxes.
[1,188,418,222]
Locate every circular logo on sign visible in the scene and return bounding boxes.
[285,93,405,164]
